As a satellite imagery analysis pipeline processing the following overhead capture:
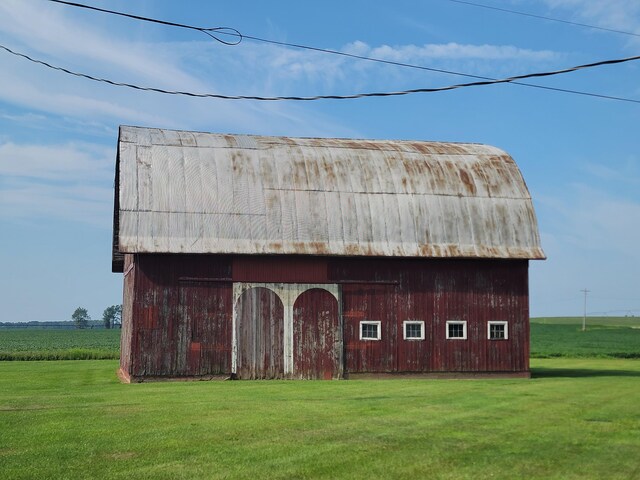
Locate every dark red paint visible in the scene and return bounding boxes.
[118,253,529,381]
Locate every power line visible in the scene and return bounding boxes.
[46,0,539,82]
[230,35,638,104]
[43,0,640,103]
[2,43,640,102]
[47,0,242,45]
[442,0,640,38]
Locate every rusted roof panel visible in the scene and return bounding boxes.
[113,126,545,264]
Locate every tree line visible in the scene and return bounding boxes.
[72,305,122,329]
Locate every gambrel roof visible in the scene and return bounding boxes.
[112,126,545,272]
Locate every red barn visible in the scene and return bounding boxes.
[112,126,545,382]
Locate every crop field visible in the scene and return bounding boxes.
[530,323,640,358]
[1,358,639,479]
[531,316,640,327]
[530,317,640,359]
[2,318,640,361]
[0,329,120,360]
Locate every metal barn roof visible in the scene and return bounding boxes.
[112,126,545,271]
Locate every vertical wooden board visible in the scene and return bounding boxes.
[120,255,135,376]
[342,284,397,374]
[396,280,432,372]
[174,296,192,376]
[179,282,232,376]
[293,289,341,379]
[235,287,285,379]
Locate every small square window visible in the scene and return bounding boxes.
[488,321,508,340]
[446,320,467,340]
[403,321,425,340]
[360,321,381,340]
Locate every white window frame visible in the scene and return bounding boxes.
[403,321,425,340]
[487,321,509,340]
[446,320,467,340]
[359,321,381,341]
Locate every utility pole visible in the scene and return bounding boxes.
[580,288,590,331]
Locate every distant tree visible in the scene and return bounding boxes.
[72,307,90,329]
[102,305,122,329]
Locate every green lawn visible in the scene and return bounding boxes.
[1,359,639,479]
[0,329,120,360]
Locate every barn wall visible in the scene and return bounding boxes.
[179,281,233,376]
[233,257,328,283]
[332,258,529,374]
[118,254,135,379]
[342,283,398,373]
[123,254,529,379]
[126,255,232,380]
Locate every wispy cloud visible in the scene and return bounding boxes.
[349,41,558,62]
[583,159,640,187]
[537,184,640,261]
[1,178,112,228]
[0,140,113,226]
[174,38,562,98]
[543,0,640,41]
[0,141,112,181]
[0,0,563,109]
[0,64,172,127]
[341,40,561,80]
[0,0,203,89]
[0,1,355,138]
[531,184,640,316]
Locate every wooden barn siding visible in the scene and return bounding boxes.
[125,254,529,378]
[232,256,328,283]
[342,283,398,373]
[127,255,232,378]
[235,287,285,379]
[119,254,135,377]
[179,281,232,375]
[293,288,341,379]
[332,258,529,373]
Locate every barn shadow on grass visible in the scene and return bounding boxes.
[532,367,640,378]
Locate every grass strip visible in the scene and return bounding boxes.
[1,359,639,479]
[0,349,119,361]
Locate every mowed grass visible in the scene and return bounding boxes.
[0,359,639,479]
[0,329,120,360]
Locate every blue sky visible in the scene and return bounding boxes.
[0,0,638,321]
